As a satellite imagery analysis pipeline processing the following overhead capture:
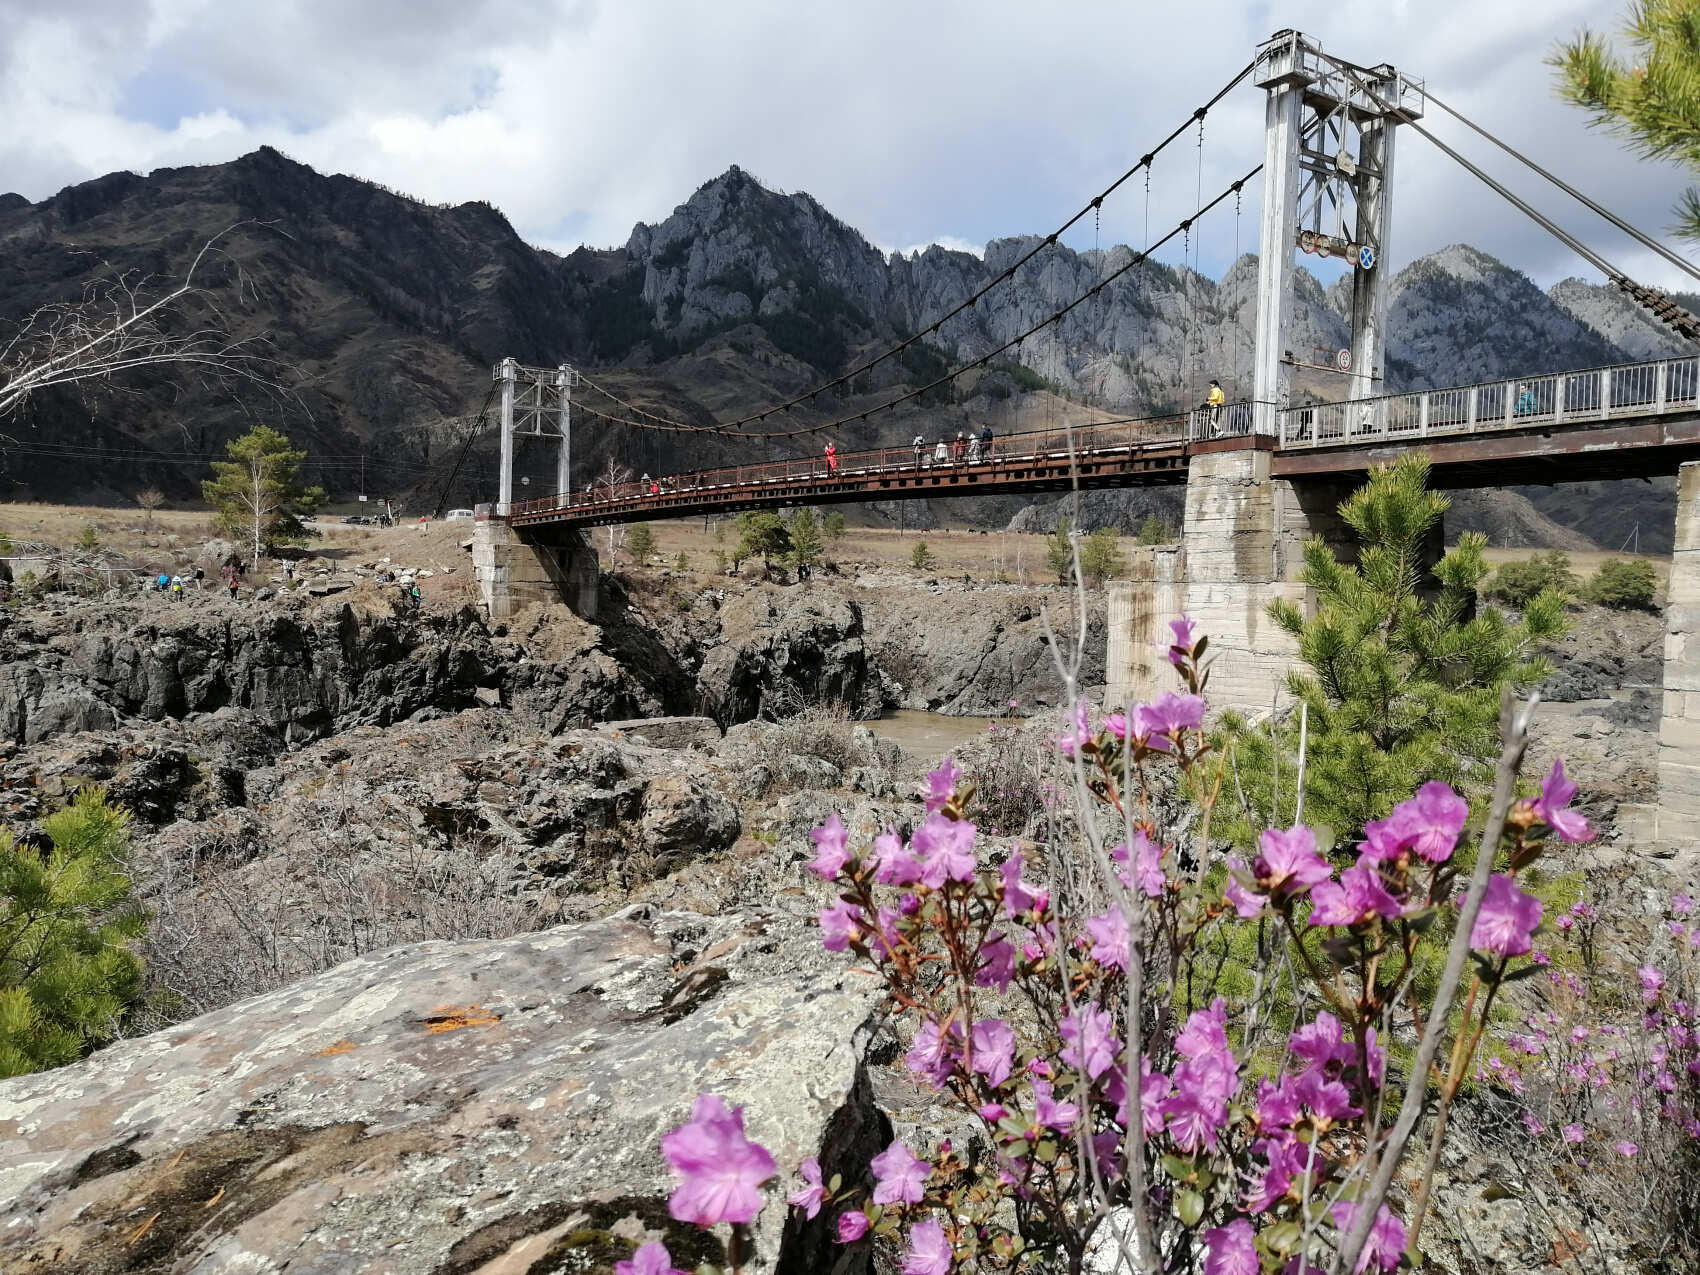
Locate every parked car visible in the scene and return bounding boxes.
[446,509,474,521]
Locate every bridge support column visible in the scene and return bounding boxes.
[1178,447,1354,715]
[472,519,598,622]
[1653,461,1700,865]
[1106,546,1186,709]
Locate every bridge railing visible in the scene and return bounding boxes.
[1185,402,1258,439]
[1276,355,1700,448]
[507,410,1199,519]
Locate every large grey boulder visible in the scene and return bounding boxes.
[695,588,882,726]
[0,909,885,1275]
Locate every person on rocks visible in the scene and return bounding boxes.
[222,564,239,600]
[169,574,184,601]
[913,434,926,469]
[156,572,170,593]
[409,583,422,612]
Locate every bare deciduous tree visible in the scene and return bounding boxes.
[135,487,165,531]
[0,224,289,428]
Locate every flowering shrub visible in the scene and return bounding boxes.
[637,620,1598,1274]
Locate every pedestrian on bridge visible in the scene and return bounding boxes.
[979,423,994,462]
[1515,383,1537,416]
[1207,379,1225,434]
[824,441,839,475]
[933,439,949,467]
[913,435,925,469]
[953,431,968,464]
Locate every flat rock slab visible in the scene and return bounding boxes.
[596,716,722,749]
[0,911,881,1274]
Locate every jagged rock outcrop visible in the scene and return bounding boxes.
[694,588,883,725]
[0,908,886,1275]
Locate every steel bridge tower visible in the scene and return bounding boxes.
[1252,31,1425,435]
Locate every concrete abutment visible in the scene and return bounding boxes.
[472,519,598,621]
[1651,461,1700,866]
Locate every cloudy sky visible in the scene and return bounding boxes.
[2,0,1695,290]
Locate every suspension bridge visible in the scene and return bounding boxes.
[465,30,1700,856]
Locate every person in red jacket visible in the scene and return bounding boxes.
[824,442,839,475]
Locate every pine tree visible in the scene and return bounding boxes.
[1221,457,1570,843]
[626,522,656,563]
[787,508,824,579]
[910,540,935,570]
[1552,1,1700,239]
[1079,528,1126,586]
[201,426,325,569]
[1046,515,1076,584]
[822,511,847,541]
[0,787,145,1077]
[735,511,791,571]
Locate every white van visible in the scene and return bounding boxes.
[445,509,474,521]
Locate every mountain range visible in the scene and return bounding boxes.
[0,148,1692,550]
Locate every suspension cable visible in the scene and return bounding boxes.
[611,62,1256,436]
[555,166,1262,443]
[432,381,498,516]
[1421,84,1700,289]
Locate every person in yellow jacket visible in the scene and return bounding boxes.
[1206,379,1225,434]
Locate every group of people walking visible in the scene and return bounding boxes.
[910,424,996,470]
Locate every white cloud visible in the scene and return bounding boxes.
[1,0,1694,290]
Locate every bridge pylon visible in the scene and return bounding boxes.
[1253,32,1424,433]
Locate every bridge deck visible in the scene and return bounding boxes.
[494,354,1700,530]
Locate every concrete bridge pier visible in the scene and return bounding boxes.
[471,518,599,621]
[1649,461,1700,865]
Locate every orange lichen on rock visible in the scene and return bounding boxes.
[422,1005,500,1033]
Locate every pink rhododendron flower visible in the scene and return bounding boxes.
[1055,699,1092,757]
[615,1241,688,1275]
[1224,858,1265,918]
[1308,862,1403,928]
[1167,613,1198,666]
[978,1101,1008,1122]
[923,757,961,812]
[871,1140,930,1205]
[809,813,851,879]
[1640,965,1666,1001]
[1563,1122,1585,1143]
[1243,1136,1304,1211]
[1031,1078,1080,1133]
[901,1219,953,1275]
[837,1211,870,1243]
[873,830,923,886]
[1059,1005,1120,1079]
[661,1094,777,1226]
[913,812,978,888]
[818,900,860,952]
[1331,1201,1407,1273]
[1293,1068,1357,1122]
[1363,780,1468,863]
[1289,1011,1354,1072]
[1000,852,1043,917]
[1176,998,1231,1061]
[1255,1077,1300,1132]
[976,934,1016,991]
[1203,1218,1259,1275]
[1471,875,1543,957]
[1109,832,1164,897]
[1534,758,1592,842]
[786,1157,824,1219]
[1085,907,1131,972]
[1131,691,1207,750]
[971,1018,1017,1088]
[906,1020,961,1088]
[1672,892,1695,915]
[1253,825,1332,896]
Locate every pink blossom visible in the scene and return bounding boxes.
[1031,1078,1080,1133]
[837,1211,870,1243]
[1672,893,1695,916]
[786,1157,824,1219]
[1255,1077,1300,1132]
[1131,690,1207,750]
[870,1140,930,1206]
[1243,1136,1304,1211]
[1562,1122,1585,1143]
[1471,875,1543,957]
[978,1101,1008,1122]
[615,1241,688,1275]
[1085,908,1131,972]
[1293,1067,1357,1121]
[1109,832,1164,897]
[1253,825,1332,896]
[818,900,860,952]
[976,934,1016,991]
[1056,699,1092,757]
[1224,858,1266,918]
[1160,1070,1230,1152]
[1000,853,1043,917]
[1167,614,1198,666]
[906,1020,961,1088]
[873,830,923,886]
[970,1018,1017,1088]
[809,813,851,879]
[1534,758,1592,842]
[914,813,978,888]
[1615,1140,1639,1157]
[1177,997,1231,1061]
[1639,965,1667,1002]
[1060,1006,1120,1079]
[923,757,962,811]
[1331,1201,1406,1273]
[901,1219,953,1275]
[1203,1218,1259,1275]
[1308,862,1404,928]
[661,1094,777,1226]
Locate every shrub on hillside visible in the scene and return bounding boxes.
[1488,550,1578,607]
[1582,557,1658,610]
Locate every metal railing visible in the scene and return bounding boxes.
[506,410,1198,520]
[1277,355,1700,448]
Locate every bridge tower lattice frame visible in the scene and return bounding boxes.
[1253,31,1425,435]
